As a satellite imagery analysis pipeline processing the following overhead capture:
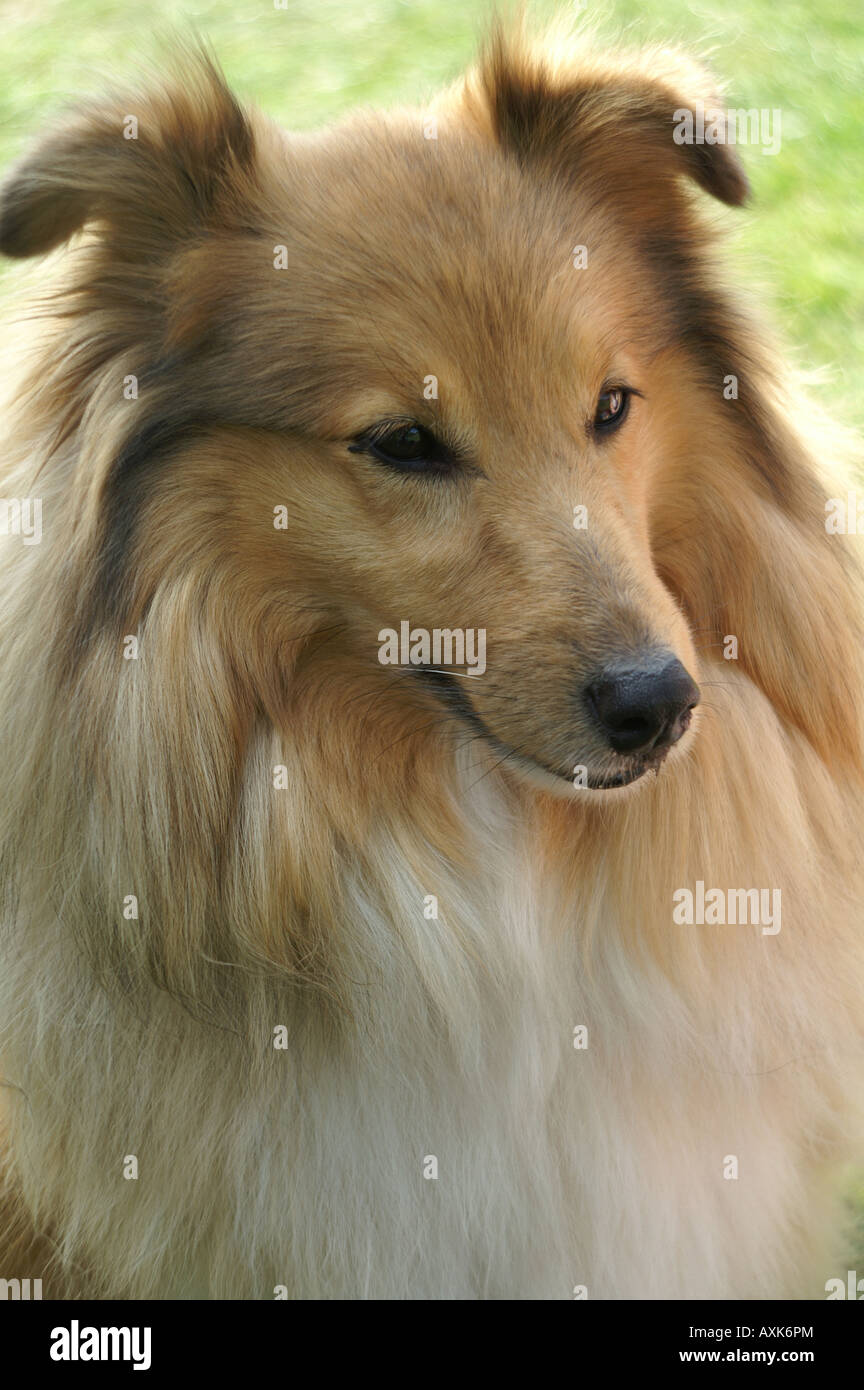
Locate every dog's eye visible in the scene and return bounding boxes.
[593,387,631,433]
[349,422,455,475]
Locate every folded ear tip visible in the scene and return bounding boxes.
[474,24,757,214]
[696,147,752,207]
[0,57,255,263]
[0,167,70,258]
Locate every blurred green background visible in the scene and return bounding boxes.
[0,0,862,428]
[0,0,862,1271]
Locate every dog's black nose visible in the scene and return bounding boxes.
[586,658,700,755]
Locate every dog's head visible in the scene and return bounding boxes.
[1,29,855,800]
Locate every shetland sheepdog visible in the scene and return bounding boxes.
[0,23,862,1299]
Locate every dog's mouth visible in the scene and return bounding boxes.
[587,765,654,790]
[409,667,664,792]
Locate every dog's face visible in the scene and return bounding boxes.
[1,34,766,797]
[226,121,706,793]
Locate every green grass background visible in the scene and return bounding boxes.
[0,0,862,1273]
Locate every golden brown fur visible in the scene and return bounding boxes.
[0,23,862,1298]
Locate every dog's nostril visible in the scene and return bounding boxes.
[586,658,700,756]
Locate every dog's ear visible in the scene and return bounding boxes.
[0,51,254,260]
[462,26,749,217]
[650,378,864,776]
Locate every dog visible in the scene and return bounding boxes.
[0,21,862,1300]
